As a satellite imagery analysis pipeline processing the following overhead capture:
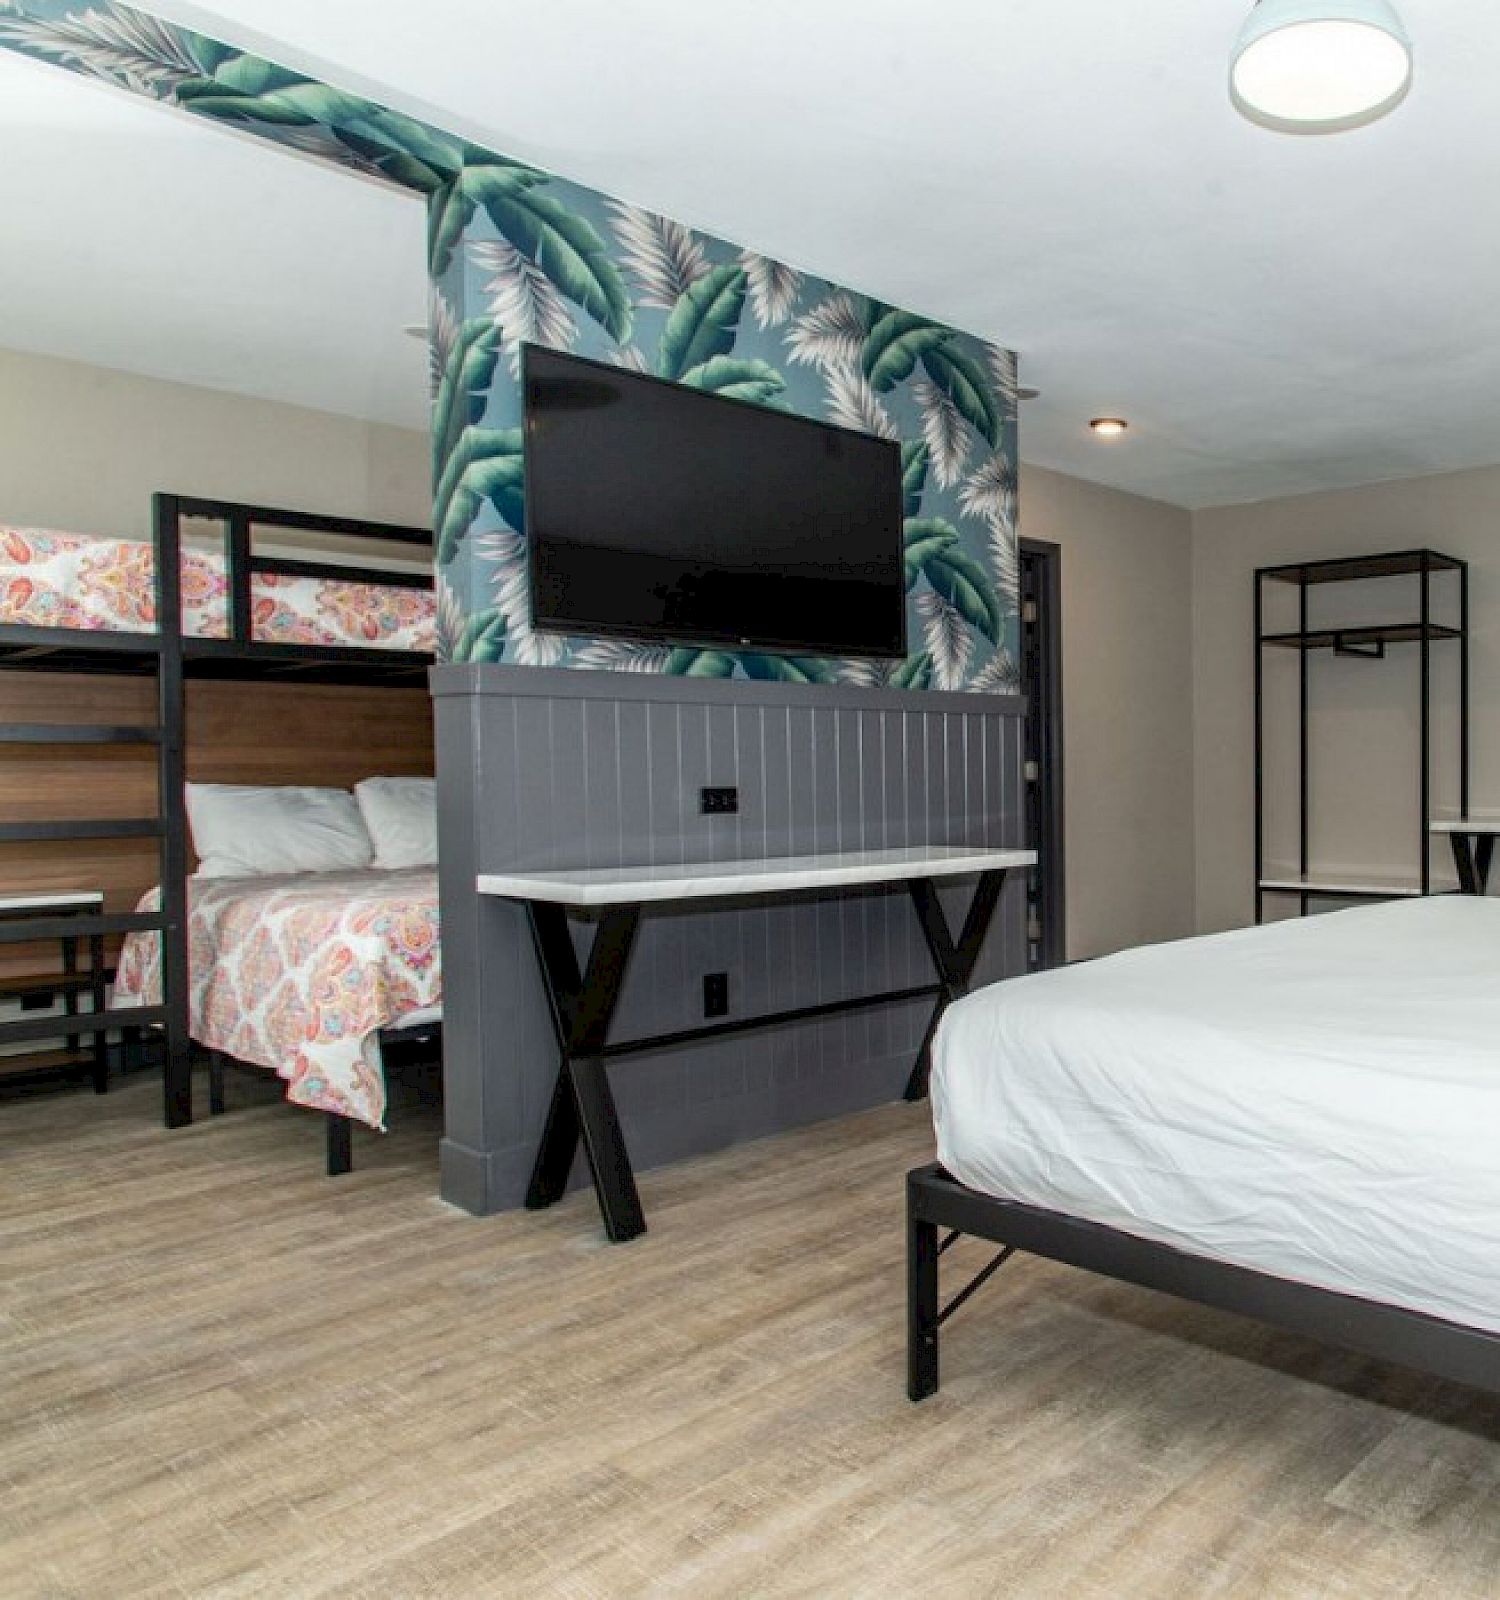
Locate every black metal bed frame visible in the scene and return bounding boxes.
[206,1013,442,1175]
[0,492,435,1144]
[907,1163,1500,1403]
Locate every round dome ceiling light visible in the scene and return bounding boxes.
[1231,0,1412,134]
[1090,417,1129,438]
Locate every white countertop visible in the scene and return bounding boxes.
[0,890,104,912]
[479,844,1036,907]
[1430,813,1500,834]
[1258,870,1435,897]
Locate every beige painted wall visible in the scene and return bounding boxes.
[1020,463,1197,960]
[1193,465,1498,933]
[0,346,430,537]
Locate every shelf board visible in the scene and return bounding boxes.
[1429,813,1500,834]
[1259,550,1464,585]
[0,1047,96,1080]
[0,891,103,913]
[1258,871,1454,898]
[1260,622,1462,652]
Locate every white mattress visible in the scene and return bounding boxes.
[932,897,1500,1334]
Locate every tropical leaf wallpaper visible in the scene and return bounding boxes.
[0,0,1021,692]
[431,178,1021,690]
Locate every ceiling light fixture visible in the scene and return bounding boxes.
[1090,417,1129,438]
[1231,0,1412,134]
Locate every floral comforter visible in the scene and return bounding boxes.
[114,870,441,1130]
[0,526,434,651]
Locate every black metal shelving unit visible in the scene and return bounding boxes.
[1254,549,1469,922]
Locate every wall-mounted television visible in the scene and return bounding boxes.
[523,344,905,660]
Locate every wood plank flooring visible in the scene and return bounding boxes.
[3,1071,1499,1598]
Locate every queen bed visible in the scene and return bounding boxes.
[909,896,1500,1401]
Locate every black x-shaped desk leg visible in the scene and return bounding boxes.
[903,869,1008,1102]
[1449,834,1496,897]
[524,901,646,1242]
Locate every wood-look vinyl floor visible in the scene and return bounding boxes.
[4,1070,1500,1599]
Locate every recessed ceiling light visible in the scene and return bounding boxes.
[1090,417,1129,438]
[1231,0,1412,134]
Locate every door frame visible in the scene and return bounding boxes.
[1019,538,1066,968]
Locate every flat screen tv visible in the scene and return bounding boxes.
[523,344,905,660]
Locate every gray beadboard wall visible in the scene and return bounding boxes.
[432,663,1028,1216]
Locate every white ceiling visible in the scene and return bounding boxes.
[12,1,1500,507]
[0,47,427,431]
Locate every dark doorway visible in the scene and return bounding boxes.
[1019,539,1065,969]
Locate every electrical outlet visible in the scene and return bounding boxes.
[700,786,738,815]
[703,972,729,1017]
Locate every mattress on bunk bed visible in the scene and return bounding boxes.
[0,525,434,651]
[114,868,440,1131]
[931,896,1500,1336]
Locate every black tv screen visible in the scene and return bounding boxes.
[524,345,905,660]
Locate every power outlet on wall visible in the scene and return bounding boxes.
[703,972,729,1018]
[700,786,738,815]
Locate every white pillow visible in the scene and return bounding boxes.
[186,783,374,879]
[354,776,438,869]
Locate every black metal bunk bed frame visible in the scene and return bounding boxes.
[0,492,436,1158]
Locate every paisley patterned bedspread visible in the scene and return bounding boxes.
[114,870,441,1131]
[0,526,434,652]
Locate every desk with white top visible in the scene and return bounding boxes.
[1430,814,1500,896]
[479,843,1035,1242]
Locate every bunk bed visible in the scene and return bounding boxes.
[0,494,439,1168]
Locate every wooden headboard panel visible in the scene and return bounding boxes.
[0,673,434,976]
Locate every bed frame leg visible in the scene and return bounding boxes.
[208,1051,226,1116]
[908,1194,941,1401]
[326,1112,353,1177]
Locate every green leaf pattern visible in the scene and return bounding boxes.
[861,310,953,394]
[679,356,786,405]
[0,0,1018,686]
[902,518,959,589]
[656,264,747,382]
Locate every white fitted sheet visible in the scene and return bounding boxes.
[932,897,1500,1334]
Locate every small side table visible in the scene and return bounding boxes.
[1429,816,1500,897]
[0,891,108,1092]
